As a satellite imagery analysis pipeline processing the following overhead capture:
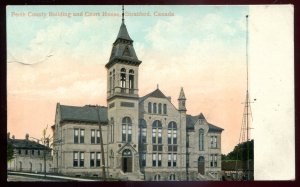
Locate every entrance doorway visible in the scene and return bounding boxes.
[122,149,132,173]
[198,156,205,175]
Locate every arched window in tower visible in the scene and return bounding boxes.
[158,103,162,114]
[112,69,115,94]
[153,103,157,113]
[129,69,134,94]
[122,117,132,142]
[199,129,204,151]
[120,68,126,91]
[109,71,112,95]
[148,102,152,113]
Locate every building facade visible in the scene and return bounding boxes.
[7,133,53,173]
[52,15,223,181]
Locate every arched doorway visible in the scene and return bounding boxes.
[122,149,132,173]
[198,156,205,175]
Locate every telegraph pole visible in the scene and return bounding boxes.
[96,105,106,180]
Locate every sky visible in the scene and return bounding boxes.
[7,5,249,154]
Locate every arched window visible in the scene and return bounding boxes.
[168,122,177,144]
[152,120,162,167]
[139,119,147,144]
[199,129,204,151]
[152,120,162,144]
[129,69,134,94]
[158,103,162,114]
[122,117,132,142]
[163,104,167,114]
[148,102,152,113]
[153,103,157,113]
[120,68,126,89]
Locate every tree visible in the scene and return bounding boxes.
[223,140,254,161]
[7,141,14,162]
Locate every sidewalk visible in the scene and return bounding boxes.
[8,171,99,182]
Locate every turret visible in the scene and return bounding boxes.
[178,87,187,112]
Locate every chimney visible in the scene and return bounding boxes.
[25,133,29,140]
[12,135,15,139]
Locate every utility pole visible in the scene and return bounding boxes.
[96,105,106,181]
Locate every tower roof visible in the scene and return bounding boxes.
[115,22,133,42]
[178,87,186,100]
[105,7,141,69]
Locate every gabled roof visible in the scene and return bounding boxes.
[139,88,168,103]
[8,139,50,150]
[58,104,108,124]
[186,113,224,132]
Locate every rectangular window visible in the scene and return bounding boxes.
[168,154,172,167]
[168,145,178,152]
[25,150,28,155]
[38,150,40,156]
[80,129,85,143]
[96,130,100,144]
[141,128,146,143]
[122,125,126,142]
[80,152,84,167]
[211,136,217,148]
[158,154,162,166]
[31,150,34,155]
[158,129,162,144]
[173,130,177,144]
[91,130,95,144]
[168,130,172,144]
[141,153,146,167]
[173,154,177,167]
[153,145,157,151]
[152,154,157,167]
[96,152,101,167]
[73,152,78,167]
[152,129,156,143]
[18,149,21,155]
[90,152,95,167]
[214,154,218,167]
[128,125,132,142]
[74,129,79,143]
